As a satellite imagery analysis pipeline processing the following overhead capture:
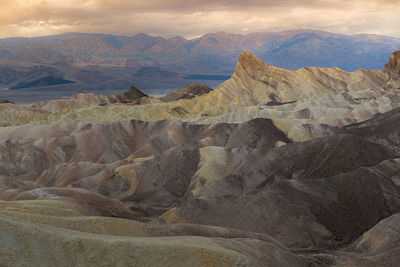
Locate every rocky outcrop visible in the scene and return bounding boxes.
[160,84,212,102]
[112,85,148,103]
[384,50,400,79]
[0,100,14,104]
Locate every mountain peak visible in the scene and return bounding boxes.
[119,86,148,101]
[160,83,212,102]
[234,51,270,78]
[384,51,400,79]
[134,33,151,38]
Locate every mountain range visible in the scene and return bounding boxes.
[1,30,400,104]
[2,30,400,72]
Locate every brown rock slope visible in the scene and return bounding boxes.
[341,212,400,266]
[0,200,307,267]
[1,112,400,265]
[0,118,290,200]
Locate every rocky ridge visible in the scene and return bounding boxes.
[4,51,400,141]
[27,86,148,112]
[160,83,212,102]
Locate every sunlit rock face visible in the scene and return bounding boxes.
[1,51,400,266]
[384,50,400,80]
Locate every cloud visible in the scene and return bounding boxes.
[92,0,400,12]
[0,0,399,38]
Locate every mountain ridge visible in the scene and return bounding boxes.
[1,29,399,71]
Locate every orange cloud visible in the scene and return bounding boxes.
[0,0,399,38]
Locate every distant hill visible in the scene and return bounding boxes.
[10,76,74,89]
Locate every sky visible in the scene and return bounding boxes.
[0,0,399,39]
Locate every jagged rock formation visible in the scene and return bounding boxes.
[0,100,14,104]
[2,51,400,266]
[384,50,400,80]
[160,84,212,102]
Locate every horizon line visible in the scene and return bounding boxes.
[1,28,399,41]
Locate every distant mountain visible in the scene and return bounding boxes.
[0,33,163,66]
[0,64,63,89]
[0,30,400,97]
[10,76,74,89]
[0,30,399,73]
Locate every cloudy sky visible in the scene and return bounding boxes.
[0,0,399,39]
